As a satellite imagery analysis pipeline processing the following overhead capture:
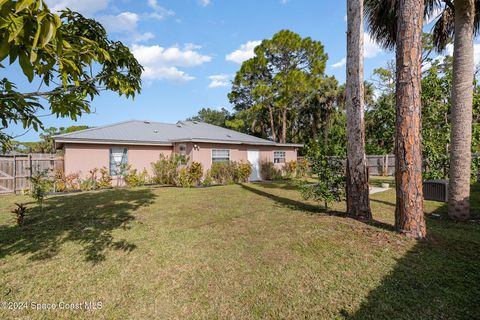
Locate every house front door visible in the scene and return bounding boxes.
[247,150,260,181]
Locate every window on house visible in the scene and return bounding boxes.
[110,147,128,176]
[212,149,230,163]
[274,151,286,163]
[178,144,187,164]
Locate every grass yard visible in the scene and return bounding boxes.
[0,177,479,319]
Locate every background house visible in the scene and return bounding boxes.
[53,120,302,181]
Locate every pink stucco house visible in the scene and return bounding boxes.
[53,120,302,181]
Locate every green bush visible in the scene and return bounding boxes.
[124,168,149,187]
[210,161,237,184]
[98,167,112,188]
[283,160,297,179]
[29,170,52,206]
[300,151,345,211]
[202,170,213,186]
[151,154,184,185]
[296,158,310,178]
[177,167,194,187]
[236,162,252,182]
[187,162,203,186]
[260,160,282,180]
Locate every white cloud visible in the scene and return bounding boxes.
[331,57,346,68]
[99,12,139,33]
[199,0,211,7]
[424,43,480,71]
[364,32,382,58]
[47,0,109,15]
[131,44,211,81]
[226,40,261,64]
[280,0,290,4]
[208,74,231,88]
[133,32,155,42]
[147,0,175,20]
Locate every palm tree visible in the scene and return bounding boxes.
[448,0,475,220]
[365,0,426,238]
[346,0,371,220]
[364,0,478,221]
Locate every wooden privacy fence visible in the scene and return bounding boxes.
[0,154,63,194]
[366,154,395,176]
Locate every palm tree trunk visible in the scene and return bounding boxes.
[281,108,287,144]
[448,0,475,221]
[394,0,426,238]
[346,0,371,220]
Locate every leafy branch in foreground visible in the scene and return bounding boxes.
[0,0,143,150]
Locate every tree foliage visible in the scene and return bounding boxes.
[228,30,328,144]
[0,0,142,150]
[186,107,231,128]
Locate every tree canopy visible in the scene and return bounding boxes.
[0,0,143,150]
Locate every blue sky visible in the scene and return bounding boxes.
[7,0,397,141]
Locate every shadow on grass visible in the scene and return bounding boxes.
[341,187,480,320]
[240,183,394,232]
[0,188,156,263]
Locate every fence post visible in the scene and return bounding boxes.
[384,154,389,176]
[28,154,32,189]
[13,155,16,194]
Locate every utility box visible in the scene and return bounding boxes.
[423,180,449,202]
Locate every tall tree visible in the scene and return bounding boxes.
[187,108,231,128]
[345,0,371,219]
[448,0,475,220]
[0,1,142,150]
[394,0,426,238]
[229,30,328,144]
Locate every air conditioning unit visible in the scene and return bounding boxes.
[423,180,448,202]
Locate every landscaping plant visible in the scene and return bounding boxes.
[11,203,27,226]
[29,170,52,207]
[260,160,282,180]
[151,154,184,185]
[300,151,345,211]
[236,162,253,182]
[124,168,150,187]
[187,162,203,186]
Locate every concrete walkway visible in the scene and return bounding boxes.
[369,187,390,195]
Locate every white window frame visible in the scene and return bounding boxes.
[109,147,128,176]
[273,151,286,164]
[211,149,230,163]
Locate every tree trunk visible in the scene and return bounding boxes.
[268,105,277,142]
[448,0,475,221]
[281,108,287,144]
[345,0,371,220]
[394,0,426,238]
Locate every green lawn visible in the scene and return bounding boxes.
[0,177,479,319]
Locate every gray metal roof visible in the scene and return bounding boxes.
[53,120,303,147]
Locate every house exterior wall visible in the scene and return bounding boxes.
[63,143,172,179]
[189,143,297,172]
[63,142,298,180]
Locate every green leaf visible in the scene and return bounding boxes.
[15,0,33,13]
[19,51,34,82]
[40,20,54,47]
[8,16,24,42]
[0,34,9,61]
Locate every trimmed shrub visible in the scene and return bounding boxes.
[151,154,184,185]
[11,203,27,226]
[260,160,282,180]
